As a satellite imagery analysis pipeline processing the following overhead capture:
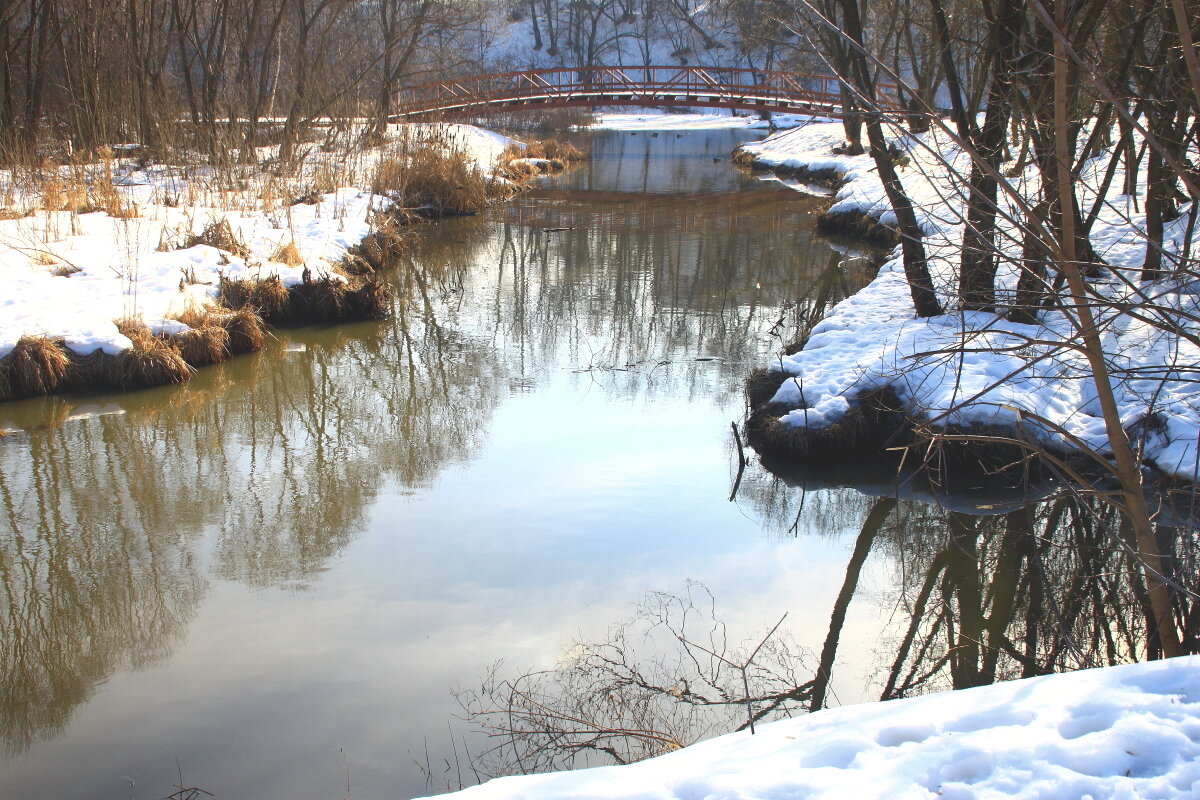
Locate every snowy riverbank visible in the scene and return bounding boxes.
[425,656,1200,800]
[0,123,514,388]
[736,119,1200,483]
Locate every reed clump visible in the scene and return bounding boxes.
[345,213,411,274]
[111,320,193,389]
[184,219,250,258]
[499,138,586,180]
[373,145,493,216]
[272,241,304,267]
[214,308,268,353]
[522,139,585,163]
[0,336,71,400]
[162,310,234,367]
[219,272,391,324]
[219,273,291,319]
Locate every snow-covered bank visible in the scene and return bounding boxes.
[0,123,516,398]
[737,120,1200,482]
[426,657,1200,800]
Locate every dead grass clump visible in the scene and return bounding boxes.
[169,325,231,367]
[375,146,492,216]
[184,219,250,258]
[731,147,759,168]
[219,274,291,320]
[500,158,540,181]
[347,217,410,273]
[219,272,390,325]
[0,336,71,400]
[289,275,346,321]
[745,367,787,410]
[344,279,392,320]
[272,241,304,267]
[110,321,193,389]
[523,139,585,162]
[215,309,268,353]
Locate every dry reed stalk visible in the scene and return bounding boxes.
[311,162,339,194]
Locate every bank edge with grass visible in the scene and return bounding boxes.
[0,132,584,405]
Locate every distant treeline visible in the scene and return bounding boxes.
[0,0,495,161]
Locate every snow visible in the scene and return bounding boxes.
[0,123,515,362]
[424,657,1200,800]
[738,119,1200,481]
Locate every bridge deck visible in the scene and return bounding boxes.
[393,66,896,119]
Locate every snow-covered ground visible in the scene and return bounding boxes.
[0,123,513,361]
[738,119,1200,482]
[425,657,1200,800]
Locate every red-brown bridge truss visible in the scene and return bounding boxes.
[393,66,897,119]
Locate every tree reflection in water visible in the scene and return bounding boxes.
[0,253,506,753]
[739,468,1200,693]
[0,131,918,779]
[465,481,1200,777]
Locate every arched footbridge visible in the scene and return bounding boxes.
[392,66,898,119]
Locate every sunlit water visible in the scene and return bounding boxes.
[0,130,1185,800]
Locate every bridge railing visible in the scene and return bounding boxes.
[394,66,900,117]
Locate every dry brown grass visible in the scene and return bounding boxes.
[219,274,290,319]
[498,138,586,182]
[345,214,410,274]
[215,308,268,353]
[522,139,585,162]
[168,323,230,367]
[0,336,71,400]
[731,148,759,168]
[219,271,391,324]
[111,320,194,389]
[310,162,339,194]
[372,145,493,216]
[185,219,251,258]
[272,241,304,267]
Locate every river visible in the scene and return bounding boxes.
[0,128,1188,800]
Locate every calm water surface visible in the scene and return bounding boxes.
[0,130,1185,800]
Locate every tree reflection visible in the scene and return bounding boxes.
[464,486,1200,780]
[0,129,874,759]
[0,254,506,751]
[741,470,1200,697]
[411,180,857,408]
[0,429,206,754]
[875,496,1200,697]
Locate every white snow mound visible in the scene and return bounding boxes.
[424,657,1200,800]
